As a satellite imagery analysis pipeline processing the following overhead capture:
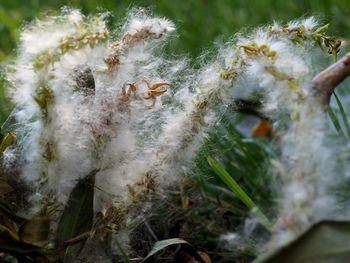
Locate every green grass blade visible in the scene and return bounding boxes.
[114,238,131,263]
[328,106,345,138]
[333,92,350,139]
[207,156,255,209]
[207,156,272,230]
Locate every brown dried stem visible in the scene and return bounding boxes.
[311,52,350,106]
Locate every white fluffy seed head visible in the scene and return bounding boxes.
[5,10,348,254]
[214,17,350,249]
[7,8,203,210]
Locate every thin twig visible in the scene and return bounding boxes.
[63,231,91,247]
[311,52,350,105]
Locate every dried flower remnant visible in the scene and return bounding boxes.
[143,80,170,108]
[105,17,175,70]
[268,17,342,58]
[33,82,55,119]
[241,42,277,59]
[217,20,338,119]
[118,80,169,112]
[32,16,109,70]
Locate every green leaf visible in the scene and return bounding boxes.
[143,238,205,263]
[19,216,50,247]
[328,107,345,138]
[0,224,49,259]
[256,220,350,263]
[333,92,350,140]
[56,169,97,263]
[0,224,20,241]
[314,24,329,34]
[0,201,27,225]
[207,156,271,229]
[0,132,16,154]
[114,238,131,263]
[1,109,18,135]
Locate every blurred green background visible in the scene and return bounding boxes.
[1,0,350,123]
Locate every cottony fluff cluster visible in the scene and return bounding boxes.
[4,9,349,254]
[213,17,348,247]
[5,8,206,214]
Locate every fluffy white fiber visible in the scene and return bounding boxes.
[5,8,350,252]
[6,8,209,216]
[214,16,350,247]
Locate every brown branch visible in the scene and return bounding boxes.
[62,231,91,247]
[311,52,350,106]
